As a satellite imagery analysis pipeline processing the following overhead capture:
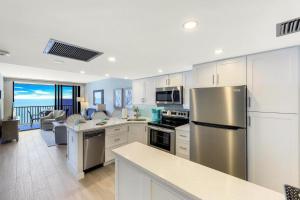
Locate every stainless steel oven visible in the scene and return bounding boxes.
[156,86,183,105]
[148,125,175,154]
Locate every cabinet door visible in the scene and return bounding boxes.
[216,56,246,86]
[248,112,299,193]
[168,73,183,86]
[183,71,193,109]
[151,180,183,200]
[156,75,169,88]
[132,79,145,105]
[247,48,299,113]
[192,62,216,88]
[144,77,156,105]
[128,124,148,144]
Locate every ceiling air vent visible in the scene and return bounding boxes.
[276,17,300,37]
[43,39,103,62]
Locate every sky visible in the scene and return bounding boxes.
[14,83,72,100]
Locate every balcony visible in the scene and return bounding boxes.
[14,105,73,131]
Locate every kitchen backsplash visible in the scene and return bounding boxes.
[133,104,186,118]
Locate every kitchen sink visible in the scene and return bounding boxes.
[127,118,147,121]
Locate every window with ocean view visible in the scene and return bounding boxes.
[13,82,75,131]
[14,82,55,130]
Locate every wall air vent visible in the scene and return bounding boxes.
[43,39,103,62]
[276,17,300,37]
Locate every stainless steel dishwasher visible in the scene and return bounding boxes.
[83,129,105,171]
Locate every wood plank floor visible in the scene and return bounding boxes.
[0,129,115,200]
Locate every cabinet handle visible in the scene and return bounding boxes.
[114,128,120,131]
[248,116,251,127]
[114,138,121,142]
[212,75,215,85]
[165,79,168,85]
[179,146,187,150]
[217,74,219,85]
[248,97,251,108]
[179,134,187,138]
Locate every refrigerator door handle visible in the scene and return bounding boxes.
[191,121,242,130]
[248,96,251,108]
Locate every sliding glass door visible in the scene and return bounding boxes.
[62,86,73,116]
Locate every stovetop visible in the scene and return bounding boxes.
[148,117,189,130]
[148,121,178,130]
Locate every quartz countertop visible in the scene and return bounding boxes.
[66,117,149,132]
[176,123,190,131]
[113,142,284,200]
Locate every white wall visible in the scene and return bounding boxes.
[0,73,3,120]
[85,78,132,114]
[3,79,13,119]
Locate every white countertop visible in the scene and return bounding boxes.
[67,117,149,132]
[176,123,190,131]
[113,142,284,200]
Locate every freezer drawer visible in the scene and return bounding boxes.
[83,130,105,171]
[190,122,247,179]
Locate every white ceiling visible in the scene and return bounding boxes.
[0,0,300,83]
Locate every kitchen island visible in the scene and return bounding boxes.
[113,142,284,200]
[66,118,148,179]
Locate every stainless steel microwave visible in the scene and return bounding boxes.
[156,86,183,105]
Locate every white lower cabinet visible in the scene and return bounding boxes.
[105,123,148,164]
[105,125,129,164]
[248,112,299,193]
[175,125,190,160]
[116,159,187,200]
[128,123,148,145]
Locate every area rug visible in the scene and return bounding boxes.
[40,130,56,147]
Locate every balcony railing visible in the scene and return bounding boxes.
[14,105,73,125]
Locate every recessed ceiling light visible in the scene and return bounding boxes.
[158,69,163,73]
[107,57,116,63]
[214,48,223,55]
[54,60,64,64]
[105,73,110,77]
[80,70,85,74]
[0,50,10,56]
[183,20,198,30]
[124,77,128,79]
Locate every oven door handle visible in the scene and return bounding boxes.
[148,126,175,133]
[171,88,174,103]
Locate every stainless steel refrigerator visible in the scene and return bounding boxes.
[190,85,247,180]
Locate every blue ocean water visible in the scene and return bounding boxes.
[14,99,55,107]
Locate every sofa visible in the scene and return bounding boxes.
[40,110,66,130]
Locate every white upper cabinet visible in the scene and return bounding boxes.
[216,56,246,86]
[193,57,247,88]
[192,62,216,88]
[183,71,193,109]
[247,47,299,113]
[248,112,299,193]
[168,73,183,86]
[156,73,183,88]
[133,77,157,105]
[144,77,156,105]
[156,75,169,88]
[132,79,145,105]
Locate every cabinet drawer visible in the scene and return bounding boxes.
[176,139,189,156]
[105,143,127,163]
[176,130,190,141]
[105,132,128,148]
[106,125,128,136]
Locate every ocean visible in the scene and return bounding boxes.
[14,99,73,107]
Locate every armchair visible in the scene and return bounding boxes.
[40,110,66,130]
